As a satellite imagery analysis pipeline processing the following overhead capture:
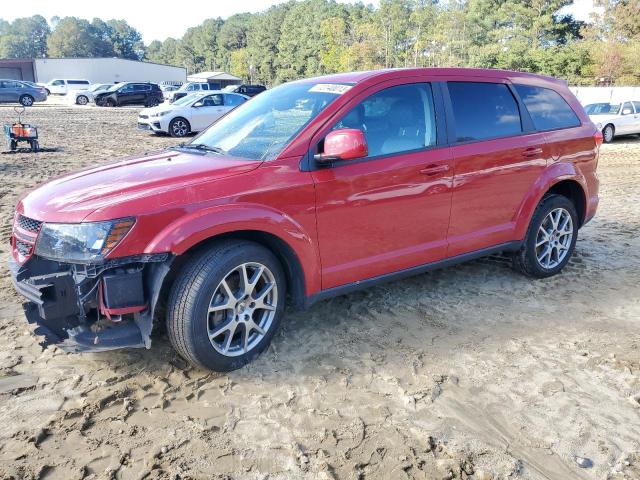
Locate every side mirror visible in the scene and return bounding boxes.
[192,101,203,108]
[314,129,368,165]
[622,108,633,115]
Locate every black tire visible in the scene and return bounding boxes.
[146,97,160,107]
[76,95,89,105]
[9,139,17,151]
[44,89,50,96]
[602,124,615,143]
[30,139,39,152]
[166,240,286,371]
[169,117,190,137]
[513,194,578,278]
[19,95,34,107]
[105,98,116,107]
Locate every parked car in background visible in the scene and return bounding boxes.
[223,84,266,97]
[584,101,640,142]
[0,79,48,106]
[138,91,248,137]
[39,79,91,95]
[9,68,601,371]
[71,84,114,105]
[167,82,217,103]
[161,84,180,100]
[94,82,163,107]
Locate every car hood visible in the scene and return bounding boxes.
[140,105,177,116]
[18,150,261,223]
[588,114,618,125]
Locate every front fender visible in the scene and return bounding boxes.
[144,203,321,295]
[514,161,587,239]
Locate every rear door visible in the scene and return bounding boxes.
[633,102,640,133]
[311,80,453,288]
[0,81,10,102]
[443,79,550,256]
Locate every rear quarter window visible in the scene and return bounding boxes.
[447,82,522,142]
[514,85,581,131]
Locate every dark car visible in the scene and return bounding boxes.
[223,84,266,97]
[95,82,163,107]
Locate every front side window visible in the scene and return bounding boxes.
[197,94,223,107]
[332,83,437,158]
[134,84,150,92]
[120,84,134,93]
[191,81,349,161]
[51,80,64,86]
[622,102,633,114]
[515,85,580,131]
[448,82,522,142]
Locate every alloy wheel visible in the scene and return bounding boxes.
[603,125,614,143]
[206,262,278,357]
[172,120,188,137]
[535,207,573,269]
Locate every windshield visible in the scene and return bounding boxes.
[190,82,351,161]
[108,83,122,92]
[172,93,201,106]
[584,103,621,115]
[90,84,109,92]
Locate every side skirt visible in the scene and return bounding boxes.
[304,241,522,308]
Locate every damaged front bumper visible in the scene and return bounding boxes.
[9,253,173,352]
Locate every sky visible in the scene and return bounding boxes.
[3,0,598,44]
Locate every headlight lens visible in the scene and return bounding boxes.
[35,218,135,263]
[151,111,170,117]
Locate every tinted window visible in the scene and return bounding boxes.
[333,83,437,157]
[633,102,640,113]
[448,82,522,142]
[199,94,223,107]
[134,84,150,92]
[51,80,64,86]
[224,94,245,106]
[68,80,89,85]
[119,84,134,93]
[515,85,581,130]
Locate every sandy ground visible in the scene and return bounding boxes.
[0,105,638,480]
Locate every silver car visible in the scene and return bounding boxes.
[0,80,48,106]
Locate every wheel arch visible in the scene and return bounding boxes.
[515,163,589,239]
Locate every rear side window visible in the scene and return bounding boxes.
[447,82,522,142]
[68,80,89,85]
[224,94,245,106]
[514,85,580,131]
[633,102,640,113]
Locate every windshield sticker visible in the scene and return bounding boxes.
[309,84,352,95]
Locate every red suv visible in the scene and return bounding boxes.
[9,68,600,371]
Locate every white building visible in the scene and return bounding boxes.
[186,71,242,89]
[0,57,186,84]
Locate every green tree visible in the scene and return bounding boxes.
[0,15,50,58]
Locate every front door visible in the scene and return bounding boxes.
[617,101,637,134]
[443,80,550,256]
[190,94,226,131]
[312,81,453,289]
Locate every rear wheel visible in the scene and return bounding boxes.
[602,124,615,143]
[169,117,190,137]
[76,95,89,105]
[513,194,578,278]
[146,97,160,107]
[166,241,286,371]
[19,95,34,107]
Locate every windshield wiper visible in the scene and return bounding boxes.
[172,143,227,155]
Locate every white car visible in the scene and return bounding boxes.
[70,84,114,105]
[39,79,91,95]
[585,101,640,143]
[137,91,248,137]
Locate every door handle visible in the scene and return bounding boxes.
[522,147,543,158]
[420,164,450,176]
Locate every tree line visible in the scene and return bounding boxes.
[1,0,639,86]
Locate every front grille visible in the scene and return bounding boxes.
[18,215,42,233]
[15,239,32,256]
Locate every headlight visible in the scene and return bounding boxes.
[35,218,135,263]
[151,111,170,117]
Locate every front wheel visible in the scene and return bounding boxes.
[105,98,116,107]
[513,194,578,278]
[166,241,286,371]
[169,117,190,137]
[602,124,615,143]
[76,95,89,105]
